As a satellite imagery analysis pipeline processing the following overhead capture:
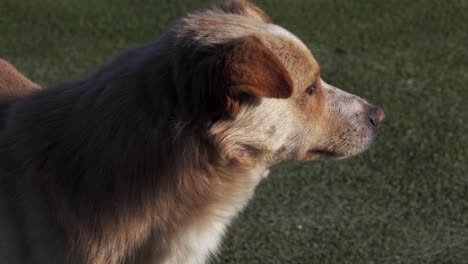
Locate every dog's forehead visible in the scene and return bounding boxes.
[265,24,308,50]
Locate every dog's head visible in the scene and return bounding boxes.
[169,0,384,165]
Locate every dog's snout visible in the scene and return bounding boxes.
[368,106,385,129]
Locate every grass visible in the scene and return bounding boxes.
[1,0,467,263]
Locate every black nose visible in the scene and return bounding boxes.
[369,106,385,128]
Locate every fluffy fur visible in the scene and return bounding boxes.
[0,1,384,263]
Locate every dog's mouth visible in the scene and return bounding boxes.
[306,149,340,159]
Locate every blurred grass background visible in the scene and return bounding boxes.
[1,0,467,263]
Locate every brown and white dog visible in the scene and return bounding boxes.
[0,1,384,263]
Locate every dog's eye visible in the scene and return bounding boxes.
[305,83,317,95]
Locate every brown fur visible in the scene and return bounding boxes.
[0,1,384,264]
[0,59,40,97]
[218,36,293,113]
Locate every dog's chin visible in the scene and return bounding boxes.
[311,129,380,161]
[304,149,342,160]
[305,142,372,161]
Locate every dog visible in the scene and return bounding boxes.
[0,1,384,263]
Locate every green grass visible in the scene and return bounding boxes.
[1,0,467,263]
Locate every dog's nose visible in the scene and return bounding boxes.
[369,106,385,128]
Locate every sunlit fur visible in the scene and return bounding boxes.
[0,59,40,98]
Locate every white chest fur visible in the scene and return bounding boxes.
[161,168,269,264]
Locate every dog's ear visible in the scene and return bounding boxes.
[174,36,292,117]
[214,36,293,114]
[206,0,271,23]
